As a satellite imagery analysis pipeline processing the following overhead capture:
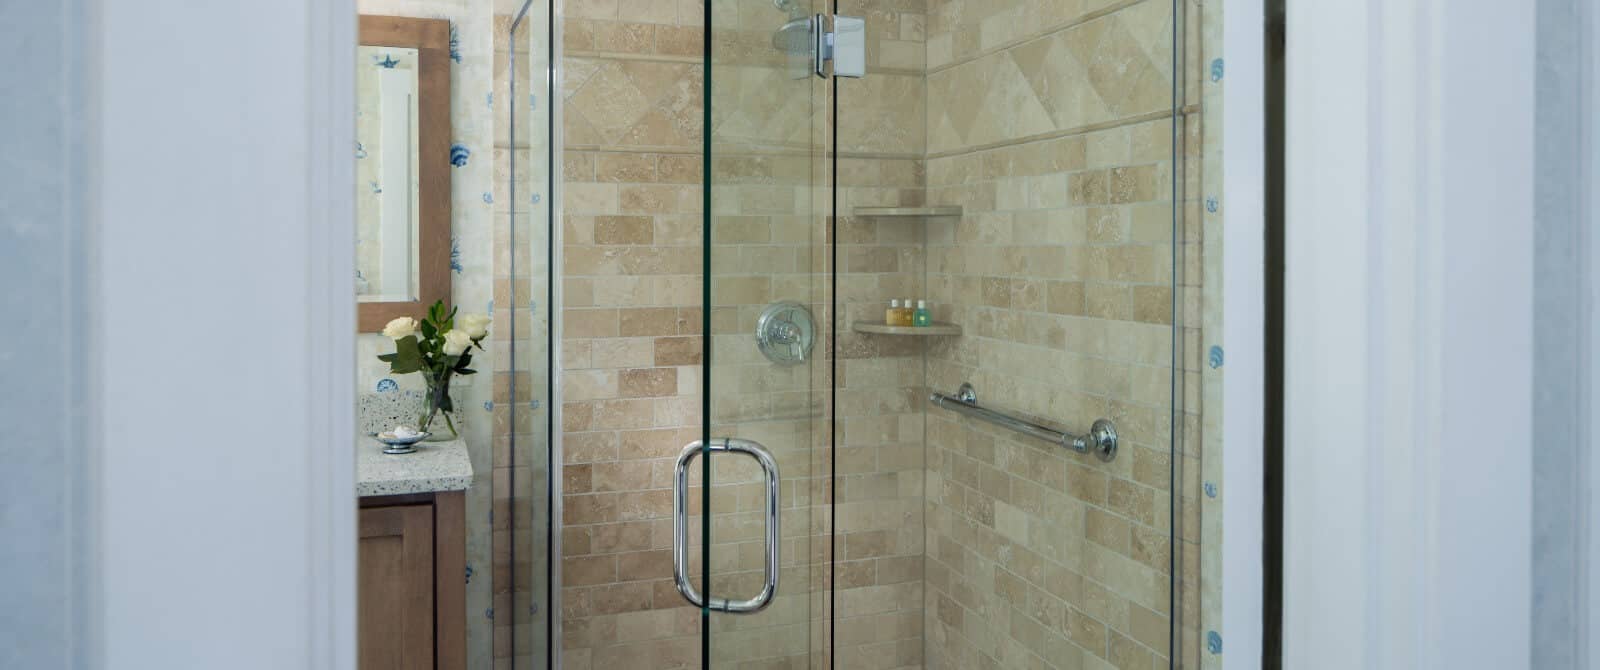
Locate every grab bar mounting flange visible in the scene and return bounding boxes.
[930,382,1117,462]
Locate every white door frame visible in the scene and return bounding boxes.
[303,0,361,665]
[1281,1,1536,667]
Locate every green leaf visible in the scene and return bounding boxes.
[388,335,425,374]
[420,318,437,340]
[376,353,398,363]
[456,368,476,375]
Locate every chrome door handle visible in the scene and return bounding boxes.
[673,438,780,614]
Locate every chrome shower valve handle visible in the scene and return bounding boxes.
[756,301,815,366]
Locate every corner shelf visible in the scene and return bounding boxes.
[852,206,963,218]
[852,321,963,336]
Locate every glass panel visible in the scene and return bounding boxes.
[828,4,932,668]
[502,1,551,666]
[705,0,825,666]
[546,0,1198,665]
[830,0,1186,667]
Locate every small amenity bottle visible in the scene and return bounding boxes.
[886,299,902,326]
[913,300,932,327]
[894,299,914,326]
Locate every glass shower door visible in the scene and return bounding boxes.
[690,0,1189,666]
[688,0,828,666]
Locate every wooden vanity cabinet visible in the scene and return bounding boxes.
[358,490,465,670]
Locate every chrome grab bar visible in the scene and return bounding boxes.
[672,438,780,614]
[929,382,1118,462]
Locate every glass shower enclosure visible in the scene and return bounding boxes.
[512,0,1194,666]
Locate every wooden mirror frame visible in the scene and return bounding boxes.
[357,15,451,332]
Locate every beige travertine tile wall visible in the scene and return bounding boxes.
[555,0,709,659]
[917,0,1209,668]
[554,1,835,667]
[538,0,1220,666]
[554,0,939,667]
[828,2,935,669]
[702,30,826,663]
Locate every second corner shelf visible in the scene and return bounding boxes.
[852,206,963,218]
[852,321,963,336]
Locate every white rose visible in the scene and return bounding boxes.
[458,313,491,340]
[442,328,473,356]
[382,316,418,339]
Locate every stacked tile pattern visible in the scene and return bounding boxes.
[828,2,936,669]
[528,0,1220,667]
[917,0,1206,668]
[492,2,552,666]
[555,1,711,659]
[555,1,830,667]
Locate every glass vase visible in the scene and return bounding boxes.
[417,383,459,441]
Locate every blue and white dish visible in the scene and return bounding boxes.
[375,430,431,455]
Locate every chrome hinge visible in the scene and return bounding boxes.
[814,14,865,79]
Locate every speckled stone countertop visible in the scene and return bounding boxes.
[357,437,473,497]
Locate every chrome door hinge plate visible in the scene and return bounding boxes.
[815,14,865,78]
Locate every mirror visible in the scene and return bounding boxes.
[356,45,420,303]
[357,16,451,332]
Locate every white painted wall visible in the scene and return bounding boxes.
[1282,1,1535,667]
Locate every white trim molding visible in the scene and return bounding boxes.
[1531,0,1600,667]
[95,0,358,667]
[304,0,360,667]
[1221,0,1266,666]
[0,1,99,666]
